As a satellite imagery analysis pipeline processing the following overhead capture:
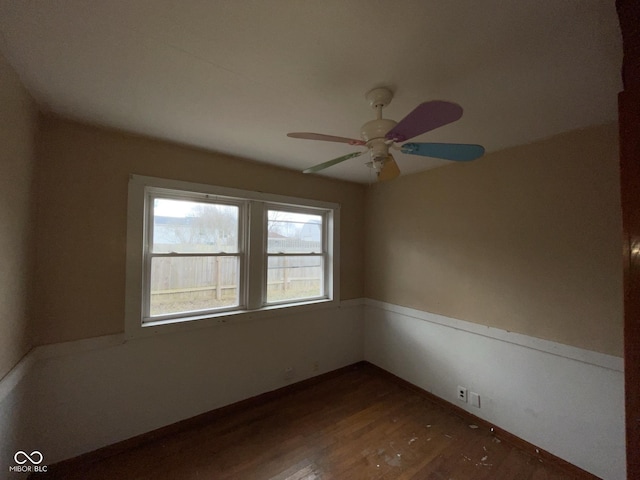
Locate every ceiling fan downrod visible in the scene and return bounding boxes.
[361,88,397,163]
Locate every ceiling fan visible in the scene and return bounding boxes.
[288,87,485,181]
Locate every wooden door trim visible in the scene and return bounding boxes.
[616,1,640,478]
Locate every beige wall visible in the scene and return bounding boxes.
[34,116,366,345]
[365,124,623,356]
[0,52,37,378]
[16,112,625,354]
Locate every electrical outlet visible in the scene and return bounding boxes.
[457,385,468,403]
[470,391,481,408]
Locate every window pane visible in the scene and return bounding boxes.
[149,256,239,317]
[153,198,239,254]
[266,255,323,303]
[267,210,322,254]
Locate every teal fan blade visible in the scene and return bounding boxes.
[401,143,485,161]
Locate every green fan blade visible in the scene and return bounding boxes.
[303,151,365,173]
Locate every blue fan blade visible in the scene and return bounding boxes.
[401,143,484,161]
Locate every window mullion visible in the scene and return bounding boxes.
[246,201,266,309]
[325,209,336,301]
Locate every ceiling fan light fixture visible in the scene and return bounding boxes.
[370,158,385,173]
[369,139,389,164]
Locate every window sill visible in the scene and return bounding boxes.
[126,297,342,340]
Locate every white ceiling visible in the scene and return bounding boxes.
[0,1,622,184]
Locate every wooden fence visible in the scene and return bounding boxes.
[150,255,322,301]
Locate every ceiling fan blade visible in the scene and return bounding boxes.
[401,142,485,161]
[378,155,400,181]
[303,151,365,174]
[288,132,366,146]
[385,101,463,143]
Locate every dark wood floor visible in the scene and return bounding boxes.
[47,363,584,479]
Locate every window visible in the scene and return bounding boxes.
[148,196,243,319]
[266,209,325,304]
[125,175,339,337]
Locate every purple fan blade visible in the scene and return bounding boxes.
[288,132,366,146]
[385,101,463,143]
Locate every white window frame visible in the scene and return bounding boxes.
[125,175,340,339]
[143,190,247,321]
[264,204,329,307]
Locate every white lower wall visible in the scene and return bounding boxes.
[1,300,626,479]
[363,300,625,480]
[0,302,363,466]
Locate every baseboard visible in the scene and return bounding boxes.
[364,362,601,480]
[43,361,368,475]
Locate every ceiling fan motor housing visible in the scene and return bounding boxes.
[361,118,397,164]
[360,118,397,142]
